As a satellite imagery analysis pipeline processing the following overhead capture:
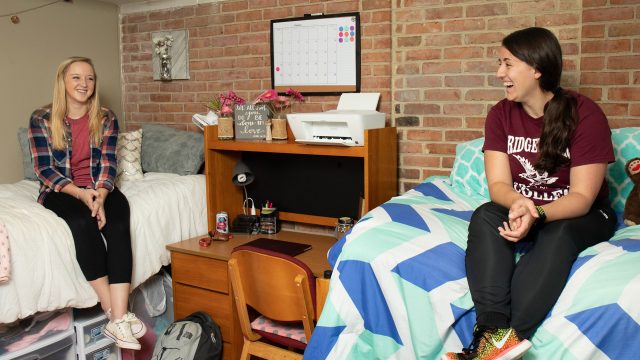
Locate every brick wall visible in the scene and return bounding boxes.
[120,0,392,130]
[120,0,640,195]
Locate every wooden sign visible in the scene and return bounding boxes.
[234,104,269,139]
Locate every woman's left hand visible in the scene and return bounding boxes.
[95,205,106,230]
[91,189,109,230]
[498,198,538,242]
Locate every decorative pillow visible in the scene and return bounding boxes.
[116,129,144,187]
[449,137,488,198]
[141,124,204,175]
[608,127,640,213]
[17,128,38,181]
[447,128,640,212]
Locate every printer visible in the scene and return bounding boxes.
[287,93,385,146]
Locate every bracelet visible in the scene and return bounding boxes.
[535,205,547,225]
[76,188,83,199]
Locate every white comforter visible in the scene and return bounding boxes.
[0,173,207,323]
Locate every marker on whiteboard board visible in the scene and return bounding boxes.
[304,13,324,17]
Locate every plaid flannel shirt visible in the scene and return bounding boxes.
[28,107,118,204]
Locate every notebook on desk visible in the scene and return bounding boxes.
[239,238,312,257]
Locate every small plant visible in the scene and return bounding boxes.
[207,91,246,117]
[153,35,173,56]
[254,88,305,118]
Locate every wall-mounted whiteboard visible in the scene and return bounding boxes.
[270,12,360,94]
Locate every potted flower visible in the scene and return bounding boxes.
[207,91,246,139]
[254,88,304,140]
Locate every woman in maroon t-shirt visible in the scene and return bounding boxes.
[444,28,617,360]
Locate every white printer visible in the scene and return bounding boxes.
[287,93,385,146]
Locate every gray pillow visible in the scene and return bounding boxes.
[17,128,38,181]
[141,124,204,175]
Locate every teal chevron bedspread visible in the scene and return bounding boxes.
[304,176,640,360]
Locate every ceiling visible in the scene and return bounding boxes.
[99,0,150,4]
[98,0,216,13]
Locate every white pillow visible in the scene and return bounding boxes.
[116,129,144,187]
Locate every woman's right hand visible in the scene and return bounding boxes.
[498,198,538,242]
[77,188,100,210]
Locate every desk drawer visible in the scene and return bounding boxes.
[172,252,229,293]
[173,283,234,343]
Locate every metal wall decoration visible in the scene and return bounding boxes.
[152,30,189,81]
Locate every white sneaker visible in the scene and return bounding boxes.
[104,318,141,350]
[123,312,147,339]
[106,309,146,339]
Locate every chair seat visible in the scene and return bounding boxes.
[251,315,307,344]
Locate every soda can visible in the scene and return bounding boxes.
[215,211,229,234]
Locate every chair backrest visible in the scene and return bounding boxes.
[229,246,316,345]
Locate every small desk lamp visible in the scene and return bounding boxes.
[232,160,256,215]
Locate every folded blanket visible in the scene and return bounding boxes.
[0,223,9,283]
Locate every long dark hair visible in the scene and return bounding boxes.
[502,27,577,174]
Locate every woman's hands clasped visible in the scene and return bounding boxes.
[498,198,539,242]
[78,188,107,230]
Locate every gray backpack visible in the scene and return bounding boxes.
[151,311,222,360]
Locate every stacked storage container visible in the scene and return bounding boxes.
[0,309,75,360]
[73,307,120,360]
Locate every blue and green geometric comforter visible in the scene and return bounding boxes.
[304,177,640,360]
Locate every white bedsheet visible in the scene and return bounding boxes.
[0,173,207,323]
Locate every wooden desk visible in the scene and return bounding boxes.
[167,231,334,360]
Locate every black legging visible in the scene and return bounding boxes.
[466,201,617,339]
[43,187,132,284]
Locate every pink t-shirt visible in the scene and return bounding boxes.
[68,113,93,187]
[483,92,614,206]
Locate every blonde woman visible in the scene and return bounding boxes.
[28,57,145,350]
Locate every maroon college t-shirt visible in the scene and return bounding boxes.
[483,92,614,206]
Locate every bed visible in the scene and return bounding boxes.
[305,127,640,360]
[0,124,208,324]
[0,173,207,324]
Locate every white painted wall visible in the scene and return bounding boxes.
[0,0,122,183]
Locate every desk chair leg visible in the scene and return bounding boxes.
[240,340,251,360]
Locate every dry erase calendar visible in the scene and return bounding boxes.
[270,12,361,94]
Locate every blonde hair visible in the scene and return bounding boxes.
[50,57,103,150]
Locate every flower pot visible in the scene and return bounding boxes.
[271,118,288,140]
[218,117,234,139]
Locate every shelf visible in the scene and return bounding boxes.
[209,136,367,157]
[204,125,397,228]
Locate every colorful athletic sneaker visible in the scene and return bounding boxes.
[442,326,531,360]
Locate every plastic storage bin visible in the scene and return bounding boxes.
[73,307,110,356]
[0,327,75,360]
[81,339,120,360]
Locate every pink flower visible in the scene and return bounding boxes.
[254,89,278,103]
[207,91,246,116]
[285,88,304,102]
[274,96,290,108]
[220,105,233,116]
[253,88,304,118]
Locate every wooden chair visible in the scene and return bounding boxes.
[228,246,316,360]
